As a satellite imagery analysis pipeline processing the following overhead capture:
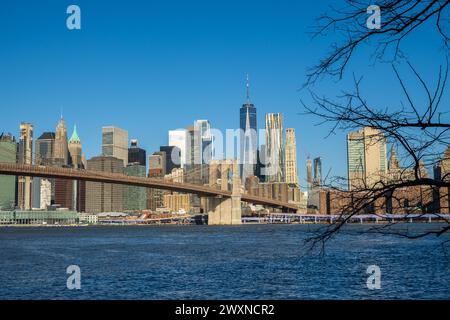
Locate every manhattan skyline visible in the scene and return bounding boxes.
[0,0,445,186]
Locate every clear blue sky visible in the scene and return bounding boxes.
[0,0,447,188]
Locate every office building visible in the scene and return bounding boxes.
[35,132,55,166]
[285,128,299,185]
[313,157,322,187]
[306,157,313,190]
[169,129,188,168]
[68,125,83,168]
[85,156,124,213]
[102,126,128,166]
[123,163,147,211]
[193,120,213,165]
[54,117,69,166]
[148,152,167,210]
[17,123,33,210]
[160,145,181,174]
[347,127,387,190]
[265,113,285,183]
[240,75,257,182]
[128,139,146,167]
[0,133,17,210]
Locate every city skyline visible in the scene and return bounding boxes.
[1,1,444,187]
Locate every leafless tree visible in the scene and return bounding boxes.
[303,0,450,250]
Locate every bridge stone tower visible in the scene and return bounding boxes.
[206,160,242,225]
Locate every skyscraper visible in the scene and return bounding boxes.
[194,120,213,165]
[85,156,124,213]
[285,128,299,185]
[240,75,257,182]
[128,139,146,167]
[102,126,128,166]
[160,145,181,174]
[169,129,188,168]
[123,163,147,211]
[54,117,69,166]
[34,132,55,209]
[306,157,313,190]
[265,113,284,183]
[68,125,83,168]
[148,151,167,210]
[347,127,387,190]
[313,157,322,187]
[17,123,33,210]
[35,132,55,165]
[0,133,17,210]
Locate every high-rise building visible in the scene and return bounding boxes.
[68,125,83,168]
[54,117,69,166]
[123,163,147,211]
[17,123,33,210]
[148,152,167,210]
[128,139,146,167]
[194,120,213,165]
[160,145,181,174]
[168,129,188,168]
[306,157,313,190]
[0,133,17,210]
[347,127,387,190]
[102,126,128,166]
[313,157,322,187]
[35,132,55,166]
[33,132,56,209]
[265,113,284,183]
[85,156,124,213]
[285,128,299,185]
[240,75,257,182]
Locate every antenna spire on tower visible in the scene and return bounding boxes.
[246,73,250,103]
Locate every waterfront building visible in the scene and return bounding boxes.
[128,139,146,167]
[265,113,285,183]
[285,128,299,185]
[160,145,181,174]
[163,194,193,213]
[0,133,17,210]
[0,210,79,225]
[85,156,124,213]
[123,163,147,211]
[240,75,257,183]
[17,123,33,210]
[347,127,387,190]
[169,129,188,168]
[54,117,69,166]
[102,126,128,166]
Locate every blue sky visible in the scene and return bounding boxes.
[0,0,447,188]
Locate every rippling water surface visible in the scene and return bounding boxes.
[0,224,449,300]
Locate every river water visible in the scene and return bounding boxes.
[0,224,449,299]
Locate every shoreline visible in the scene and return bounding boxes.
[1,219,449,228]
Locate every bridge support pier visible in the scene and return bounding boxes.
[206,160,242,225]
[207,195,242,225]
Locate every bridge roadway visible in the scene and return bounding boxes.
[0,163,298,211]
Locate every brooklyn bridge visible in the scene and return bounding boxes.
[0,162,299,225]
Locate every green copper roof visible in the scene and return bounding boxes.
[69,125,80,143]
